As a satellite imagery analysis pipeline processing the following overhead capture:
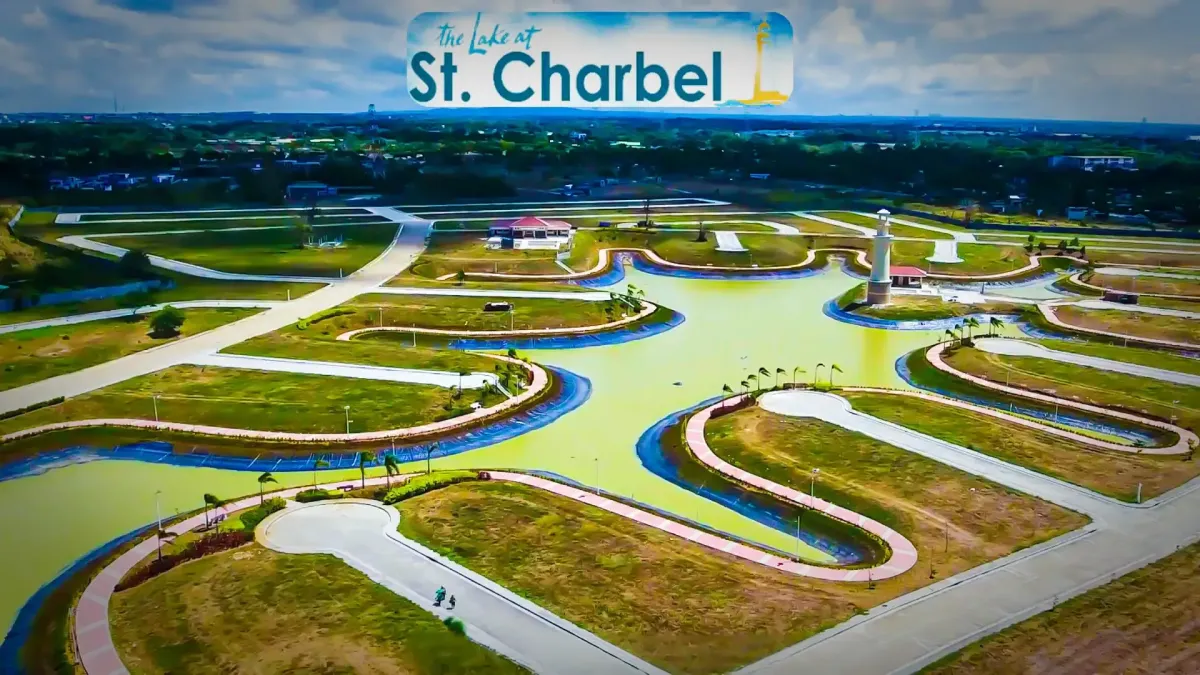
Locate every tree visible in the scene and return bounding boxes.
[964,317,981,342]
[455,269,467,286]
[149,305,184,338]
[256,472,277,505]
[358,451,376,489]
[775,367,786,390]
[695,220,708,243]
[792,366,805,388]
[758,367,771,390]
[312,458,330,489]
[384,454,400,488]
[202,493,223,529]
[458,369,471,392]
[747,373,759,393]
[829,364,843,388]
[740,380,750,397]
[722,383,734,404]
[294,217,314,249]
[118,249,153,278]
[118,289,155,320]
[989,317,1004,336]
[944,328,956,344]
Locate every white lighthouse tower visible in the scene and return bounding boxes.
[866,209,894,305]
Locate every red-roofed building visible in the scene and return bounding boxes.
[487,216,574,250]
[889,266,927,289]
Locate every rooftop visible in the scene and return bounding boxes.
[889,266,928,278]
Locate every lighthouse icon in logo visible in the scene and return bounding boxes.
[736,17,790,106]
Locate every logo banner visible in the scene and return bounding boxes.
[407,12,794,108]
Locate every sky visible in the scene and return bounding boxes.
[1,0,1198,122]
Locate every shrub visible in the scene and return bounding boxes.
[296,308,355,330]
[0,396,64,421]
[118,249,153,279]
[295,488,343,503]
[443,617,466,636]
[116,531,252,591]
[149,305,185,338]
[381,471,479,505]
[237,498,286,531]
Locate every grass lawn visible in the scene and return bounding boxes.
[1138,295,1200,312]
[396,481,883,675]
[559,229,814,272]
[0,308,259,391]
[79,207,371,222]
[408,233,564,279]
[846,286,1022,322]
[923,541,1200,674]
[818,238,1037,277]
[1053,306,1200,345]
[0,364,507,436]
[384,271,594,293]
[341,293,620,331]
[843,391,1199,503]
[1033,338,1200,377]
[94,222,399,278]
[706,406,1086,589]
[110,545,525,675]
[942,345,1199,440]
[1084,249,1200,269]
[1082,271,1200,297]
[0,204,51,280]
[819,212,954,240]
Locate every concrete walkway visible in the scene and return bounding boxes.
[926,341,1196,454]
[850,212,977,243]
[974,337,1200,387]
[0,300,281,336]
[685,397,919,581]
[373,286,611,301]
[792,212,876,236]
[927,240,963,263]
[0,208,427,417]
[715,231,748,252]
[260,500,663,675]
[186,353,499,389]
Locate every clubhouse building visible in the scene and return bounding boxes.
[487,216,575,251]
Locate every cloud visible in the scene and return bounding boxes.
[931,0,1181,40]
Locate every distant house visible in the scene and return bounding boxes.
[1066,207,1090,221]
[153,173,178,185]
[1049,155,1136,171]
[889,266,927,289]
[286,182,337,201]
[487,216,573,251]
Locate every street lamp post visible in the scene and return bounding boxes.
[152,394,161,422]
[155,489,164,561]
[344,405,351,434]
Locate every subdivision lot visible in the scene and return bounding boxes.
[342,293,618,331]
[0,364,506,436]
[94,222,399,277]
[1054,305,1200,344]
[1082,271,1200,297]
[1083,249,1200,269]
[923,540,1200,675]
[817,212,954,239]
[823,238,1035,276]
[842,285,1022,322]
[227,326,509,373]
[568,230,812,270]
[110,546,525,675]
[408,233,564,278]
[0,308,259,391]
[1033,338,1200,376]
[844,391,1199,503]
[78,207,372,222]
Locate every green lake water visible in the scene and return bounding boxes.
[0,267,990,637]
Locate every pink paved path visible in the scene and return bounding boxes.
[336,301,659,341]
[2,355,546,445]
[926,341,1196,454]
[75,466,902,675]
[684,398,919,581]
[1038,303,1200,351]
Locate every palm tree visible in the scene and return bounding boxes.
[384,454,400,489]
[814,363,826,386]
[740,380,750,397]
[747,373,759,393]
[722,383,734,406]
[775,368,786,390]
[155,528,176,561]
[829,364,843,388]
[358,451,376,489]
[964,317,980,342]
[792,366,806,388]
[256,472,277,505]
[944,328,956,344]
[202,493,222,529]
[989,316,1003,336]
[758,367,770,390]
[312,458,330,489]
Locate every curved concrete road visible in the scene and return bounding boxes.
[260,500,664,675]
[1070,299,1200,320]
[187,353,499,389]
[1094,266,1200,280]
[974,337,1200,387]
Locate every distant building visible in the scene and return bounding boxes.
[1066,206,1090,221]
[286,182,337,201]
[1049,155,1136,171]
[749,173,771,180]
[487,216,573,251]
[889,266,927,289]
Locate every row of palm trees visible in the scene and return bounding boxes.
[944,316,1005,346]
[721,363,846,401]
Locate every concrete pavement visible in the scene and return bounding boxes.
[259,500,663,675]
[186,353,499,389]
[974,337,1200,387]
[1071,298,1200,319]
[0,208,427,416]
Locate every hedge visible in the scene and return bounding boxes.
[237,498,286,531]
[294,488,343,503]
[0,397,64,422]
[115,531,252,591]
[381,471,487,505]
[296,308,355,330]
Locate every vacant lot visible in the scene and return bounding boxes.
[96,222,399,277]
[1083,271,1200,297]
[0,364,506,436]
[819,211,954,240]
[341,293,620,331]
[110,546,525,675]
[924,541,1200,675]
[408,233,564,278]
[0,308,258,391]
[1033,339,1200,376]
[844,391,1198,503]
[850,291,1022,322]
[1053,306,1200,344]
[706,407,1086,597]
[1084,249,1200,269]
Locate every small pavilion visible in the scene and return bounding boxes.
[889,266,927,289]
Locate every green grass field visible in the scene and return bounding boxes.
[94,222,399,277]
[843,391,1197,503]
[706,406,1086,586]
[0,308,259,391]
[110,546,525,675]
[0,364,507,436]
[407,233,564,279]
[342,293,619,331]
[1033,338,1200,376]
[923,541,1200,674]
[845,285,1022,322]
[79,207,371,222]
[1083,249,1200,269]
[818,212,954,240]
[1082,271,1200,297]
[1054,306,1200,344]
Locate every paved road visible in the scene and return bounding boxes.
[1095,266,1200,280]
[851,212,977,243]
[187,353,498,389]
[0,300,282,336]
[0,208,428,416]
[792,212,875,236]
[974,337,1200,387]
[260,500,664,675]
[1070,299,1200,319]
[740,389,1200,675]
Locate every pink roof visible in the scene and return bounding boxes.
[498,216,572,230]
[889,266,928,277]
